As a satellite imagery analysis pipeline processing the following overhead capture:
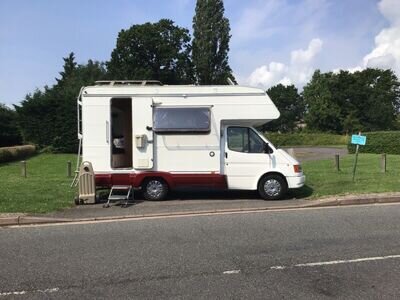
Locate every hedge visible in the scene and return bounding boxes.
[347,131,400,155]
[0,145,36,164]
[265,133,349,147]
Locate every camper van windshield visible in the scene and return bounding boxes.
[153,107,211,133]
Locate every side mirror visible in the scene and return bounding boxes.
[264,143,273,154]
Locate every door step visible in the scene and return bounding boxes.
[103,185,133,208]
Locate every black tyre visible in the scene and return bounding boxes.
[142,178,169,201]
[258,174,287,200]
[74,196,80,205]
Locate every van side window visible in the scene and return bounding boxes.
[227,127,249,152]
[227,127,265,153]
[153,107,211,133]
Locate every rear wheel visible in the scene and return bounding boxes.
[142,178,169,201]
[258,174,287,200]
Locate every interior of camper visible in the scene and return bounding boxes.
[110,98,132,168]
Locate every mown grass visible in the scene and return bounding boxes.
[0,153,399,213]
[0,154,77,213]
[297,153,400,199]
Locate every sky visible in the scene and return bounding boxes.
[1,0,400,106]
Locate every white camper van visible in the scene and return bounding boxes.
[77,81,305,201]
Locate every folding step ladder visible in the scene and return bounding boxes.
[103,185,133,208]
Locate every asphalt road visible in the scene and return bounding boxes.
[1,204,400,299]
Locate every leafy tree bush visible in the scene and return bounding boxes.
[107,19,193,84]
[0,145,36,163]
[264,84,304,132]
[303,69,400,133]
[347,131,400,155]
[0,104,22,147]
[15,53,106,152]
[266,133,348,147]
[192,0,235,84]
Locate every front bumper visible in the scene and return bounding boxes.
[287,174,306,189]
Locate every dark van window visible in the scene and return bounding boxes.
[227,127,266,153]
[153,107,211,133]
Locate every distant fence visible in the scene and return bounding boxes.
[0,145,36,164]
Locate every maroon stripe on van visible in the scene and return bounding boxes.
[95,172,227,189]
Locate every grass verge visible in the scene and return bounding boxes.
[0,154,76,213]
[0,153,399,214]
[294,153,400,199]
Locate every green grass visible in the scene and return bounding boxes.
[295,153,400,199]
[0,153,399,214]
[0,154,77,213]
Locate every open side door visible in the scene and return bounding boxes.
[132,98,154,169]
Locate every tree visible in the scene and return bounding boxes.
[303,70,343,133]
[303,69,400,133]
[16,53,107,152]
[107,19,193,84]
[353,68,400,131]
[0,103,22,147]
[192,0,235,84]
[263,84,304,132]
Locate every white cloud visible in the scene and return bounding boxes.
[247,38,323,88]
[349,0,400,74]
[291,38,323,65]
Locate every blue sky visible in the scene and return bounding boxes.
[1,0,400,105]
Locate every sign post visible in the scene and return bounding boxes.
[351,132,367,182]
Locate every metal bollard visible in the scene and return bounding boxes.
[334,154,340,171]
[67,161,72,177]
[381,153,386,173]
[21,161,27,178]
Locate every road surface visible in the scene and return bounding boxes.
[1,203,400,299]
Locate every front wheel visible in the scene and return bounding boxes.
[258,174,287,200]
[142,178,169,201]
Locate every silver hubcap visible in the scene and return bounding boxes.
[264,179,281,197]
[147,180,163,198]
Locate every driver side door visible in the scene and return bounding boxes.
[223,126,272,190]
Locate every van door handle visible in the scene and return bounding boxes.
[225,152,228,158]
[106,121,109,144]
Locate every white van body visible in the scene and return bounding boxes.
[78,82,305,200]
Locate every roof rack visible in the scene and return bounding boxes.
[95,80,163,86]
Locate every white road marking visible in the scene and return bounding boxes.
[0,287,59,297]
[0,291,26,296]
[270,266,286,270]
[5,202,400,229]
[223,270,240,274]
[270,254,400,270]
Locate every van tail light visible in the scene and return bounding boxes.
[293,165,302,173]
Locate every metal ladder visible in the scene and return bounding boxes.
[103,185,133,208]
